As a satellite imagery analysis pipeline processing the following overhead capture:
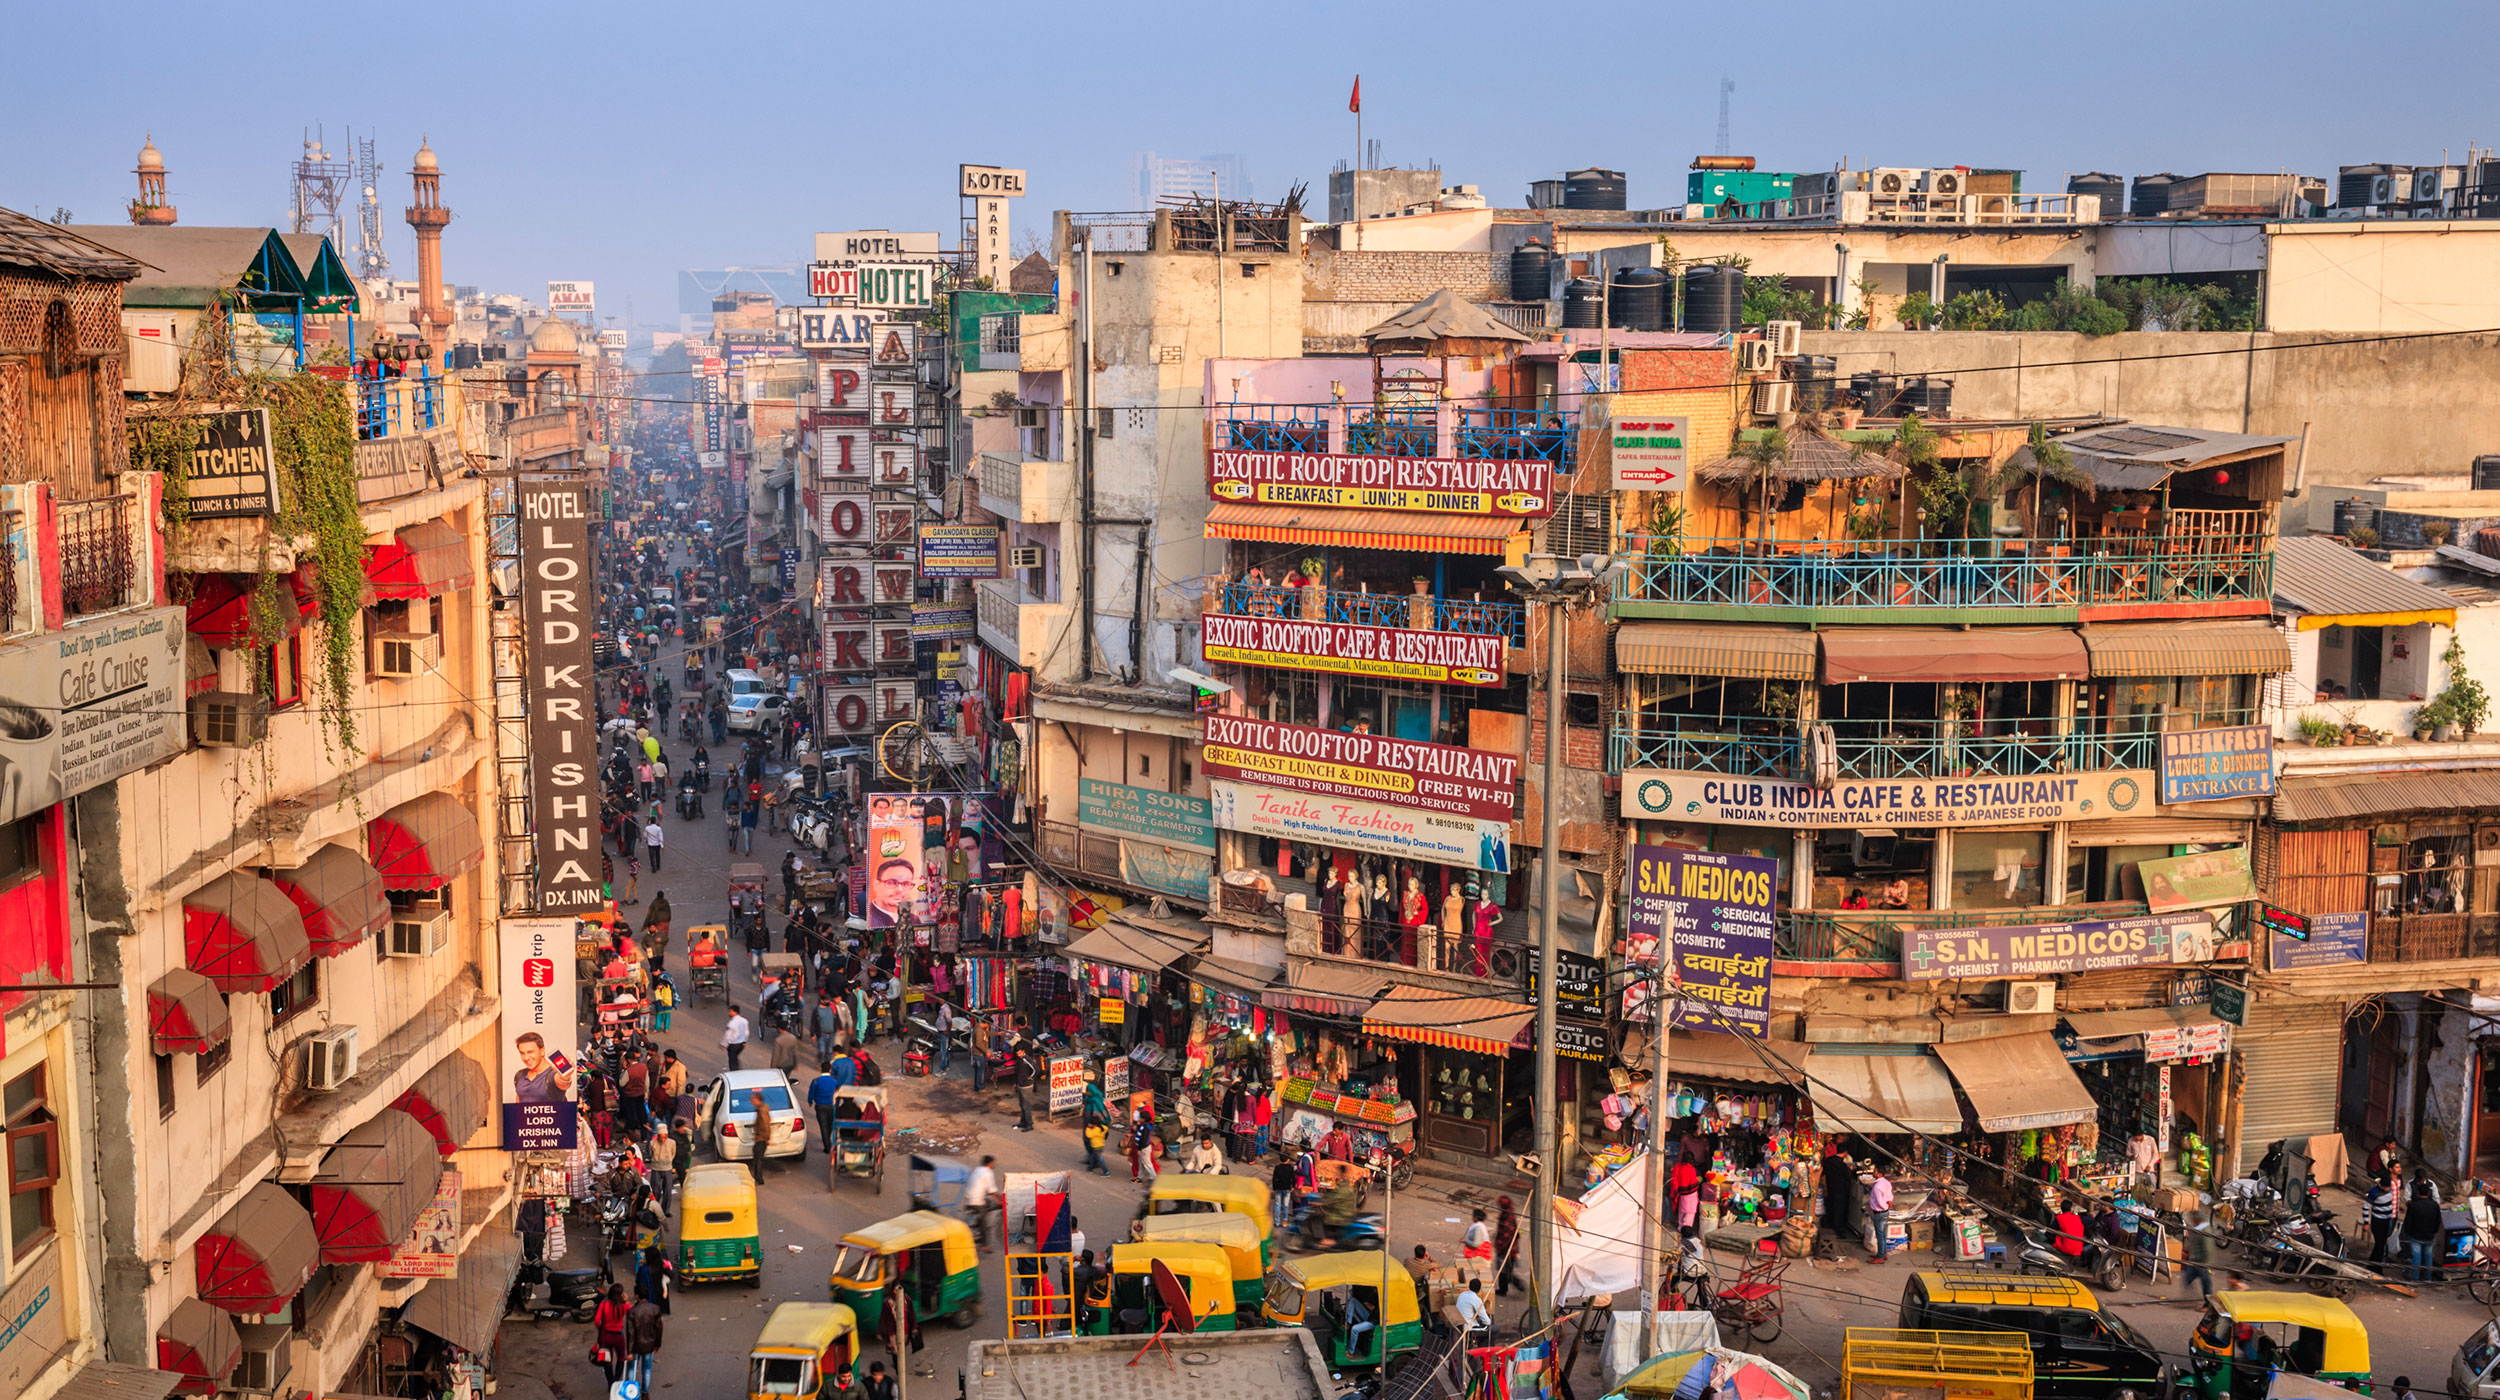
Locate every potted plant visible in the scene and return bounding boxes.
[2412,698,2447,742]
[2296,713,2341,747]
[2440,637,2489,739]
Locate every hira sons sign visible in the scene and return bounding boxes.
[1207,450,1554,517]
[1202,614,1505,686]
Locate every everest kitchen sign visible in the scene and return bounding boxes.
[1207,450,1553,517]
[1202,614,1505,686]
[1201,714,1517,822]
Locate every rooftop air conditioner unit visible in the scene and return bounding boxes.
[229,1324,293,1395]
[1007,546,1044,569]
[386,909,450,959]
[303,1027,359,1091]
[191,692,270,749]
[1870,168,1927,199]
[2371,171,2414,207]
[2003,980,2057,1015]
[1737,339,1776,373]
[2415,166,2463,209]
[1792,171,1861,200]
[1753,379,1795,416]
[367,630,440,679]
[1847,826,1894,866]
[122,311,181,393]
[1926,169,1967,197]
[1764,320,1804,357]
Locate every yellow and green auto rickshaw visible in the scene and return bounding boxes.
[1138,1212,1266,1315]
[1082,1242,1237,1335]
[1263,1253,1423,1372]
[2188,1292,2371,1400]
[1141,1174,1274,1267]
[747,1303,863,1400]
[679,1162,762,1286]
[827,1211,983,1329]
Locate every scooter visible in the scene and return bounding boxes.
[507,1261,605,1322]
[676,776,703,821]
[2012,1220,2127,1290]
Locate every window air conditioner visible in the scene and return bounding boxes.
[1737,340,1776,373]
[1753,379,1796,416]
[1848,828,1896,868]
[229,1324,293,1395]
[1765,320,1803,357]
[303,1027,360,1091]
[367,631,440,679]
[2003,980,2057,1016]
[387,909,451,958]
[1007,546,1044,569]
[191,692,270,748]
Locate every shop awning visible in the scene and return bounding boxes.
[307,1109,440,1263]
[1204,501,1524,557]
[1933,1033,2098,1133]
[2062,1006,2217,1039]
[364,521,473,601]
[398,1229,524,1357]
[1189,956,1282,998]
[1264,959,1389,1018]
[155,1300,239,1395]
[1800,1051,1964,1135]
[2081,621,2291,678]
[1363,984,1535,1056]
[1617,624,1817,680]
[2273,767,2500,824]
[1658,1030,1809,1085]
[182,573,304,647]
[1062,917,1205,974]
[366,792,484,893]
[52,1361,183,1400]
[267,843,390,957]
[391,1053,491,1157]
[185,635,217,698]
[194,1183,320,1313]
[181,873,312,994]
[146,969,230,1055]
[1820,628,2087,685]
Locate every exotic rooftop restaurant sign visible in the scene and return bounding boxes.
[1202,614,1506,686]
[1207,450,1554,517]
[1201,713,1518,822]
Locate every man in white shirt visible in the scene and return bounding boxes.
[1454,1278,1492,1339]
[723,1005,751,1071]
[964,1154,999,1248]
[643,818,666,872]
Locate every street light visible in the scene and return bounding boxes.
[1496,550,1628,1329]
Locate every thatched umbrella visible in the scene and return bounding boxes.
[1698,426,1905,545]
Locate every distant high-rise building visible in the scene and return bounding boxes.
[1133,152,1252,206]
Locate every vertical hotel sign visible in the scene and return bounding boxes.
[522,484,604,912]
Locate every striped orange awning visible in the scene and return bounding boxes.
[1205,502,1523,556]
[1362,984,1535,1055]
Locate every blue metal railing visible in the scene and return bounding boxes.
[354,366,442,441]
[1617,536,2271,610]
[1610,720,1800,776]
[1347,409,1437,459]
[1214,581,1525,642]
[1457,407,1576,466]
[1224,407,1329,454]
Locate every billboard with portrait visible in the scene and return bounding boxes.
[499,916,580,1149]
[861,794,993,929]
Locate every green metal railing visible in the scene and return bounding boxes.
[1618,536,2272,610]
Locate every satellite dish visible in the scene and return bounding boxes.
[1149,1257,1201,1330]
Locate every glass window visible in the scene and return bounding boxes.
[2404,834,2471,914]
[1950,829,2048,909]
[4,1068,55,1257]
[728,1085,795,1114]
[269,962,318,1024]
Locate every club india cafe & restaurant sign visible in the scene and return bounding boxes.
[1621,766,2156,828]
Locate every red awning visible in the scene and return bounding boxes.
[181,572,317,648]
[366,792,484,893]
[364,521,474,601]
[195,1183,320,1313]
[1819,627,2089,685]
[182,873,312,994]
[307,1109,440,1263]
[146,970,230,1055]
[185,635,217,698]
[267,844,389,957]
[155,1299,240,1395]
[392,1053,491,1157]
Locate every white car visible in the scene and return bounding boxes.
[725,692,788,733]
[696,1069,807,1161]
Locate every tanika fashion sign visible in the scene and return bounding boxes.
[1209,780,1514,873]
[520,484,604,912]
[1206,450,1554,517]
[1202,614,1505,686]
[1621,767,2156,828]
[1201,713,1518,822]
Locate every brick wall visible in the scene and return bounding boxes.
[1527,717,1606,770]
[1622,347,1732,392]
[1303,247,1509,304]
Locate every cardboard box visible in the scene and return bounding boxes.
[1907,1219,1935,1250]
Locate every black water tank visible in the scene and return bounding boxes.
[1898,376,1954,419]
[1682,264,1743,333]
[1609,267,1668,332]
[1788,355,1837,411]
[1563,167,1628,211]
[1850,371,1899,416]
[1561,277,1604,329]
[2067,171,2124,204]
[1508,240,1554,302]
[2130,172,2179,218]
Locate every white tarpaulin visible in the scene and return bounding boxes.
[1606,1308,1723,1387]
[1550,1151,1651,1306]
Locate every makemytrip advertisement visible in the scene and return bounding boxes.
[1201,614,1505,686]
[1209,780,1514,873]
[1622,846,1777,1037]
[499,917,580,1150]
[1207,450,1554,517]
[1200,713,1518,822]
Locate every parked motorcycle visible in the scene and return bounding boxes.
[2011,1220,2128,1291]
[507,1261,604,1322]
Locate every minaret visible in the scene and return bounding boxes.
[405,138,453,355]
[131,135,176,225]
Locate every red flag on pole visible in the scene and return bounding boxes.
[1349,76,1361,114]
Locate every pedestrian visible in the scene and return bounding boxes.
[1270,1151,1297,1231]
[966,1154,999,1248]
[634,1244,673,1316]
[626,1284,664,1390]
[1083,1110,1111,1176]
[1014,1045,1036,1132]
[1128,1110,1156,1183]
[1455,1277,1493,1341]
[621,856,639,907]
[932,1002,954,1075]
[1494,1195,1522,1297]
[1188,1133,1224,1175]
[660,1049,687,1107]
[810,1063,837,1147]
[739,794,759,854]
[2393,1378,2418,1400]
[518,1194,548,1264]
[2401,1176,2443,1282]
[1461,1208,1493,1291]
[1867,1166,1896,1263]
[2365,1172,2397,1264]
[970,1015,990,1091]
[861,1362,896,1400]
[651,972,674,1032]
[592,1283,631,1385]
[643,817,665,872]
[812,994,839,1066]
[646,1129,680,1215]
[722,1004,750,1071]
[771,1026,801,1078]
[2179,1210,2230,1297]
[1672,1154,1703,1248]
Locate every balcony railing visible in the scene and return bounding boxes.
[1617,535,2271,612]
[353,367,442,441]
[1215,581,1524,643]
[2366,914,2500,965]
[1456,408,1574,466]
[1315,913,1530,983]
[58,494,143,618]
[1346,410,1437,460]
[1611,719,1801,775]
[1778,900,2153,964]
[1825,721,2160,780]
[1224,408,1328,455]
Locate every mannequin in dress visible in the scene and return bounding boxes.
[1400,874,1426,966]
[1342,870,1368,954]
[1319,868,1344,955]
[1440,880,1466,970]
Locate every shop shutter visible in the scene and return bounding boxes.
[2065,818,2252,848]
[2237,998,2345,1165]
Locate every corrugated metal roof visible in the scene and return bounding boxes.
[2273,535,2462,622]
[2273,766,2500,823]
[1617,622,1817,678]
[0,207,146,281]
[2057,424,2292,491]
[2080,621,2291,677]
[64,225,304,308]
[1204,501,1523,555]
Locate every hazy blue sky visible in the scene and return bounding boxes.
[8,0,2497,323]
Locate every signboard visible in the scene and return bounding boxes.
[1621,767,2155,829]
[961,165,1029,198]
[1623,846,1777,1036]
[1117,842,1214,902]
[814,230,944,261]
[864,793,984,928]
[1207,449,1553,518]
[546,281,594,314]
[2210,980,2247,1026]
[874,563,916,604]
[817,364,869,416]
[912,603,975,639]
[1900,909,2222,981]
[2159,725,2276,804]
[822,620,868,672]
[520,485,604,911]
[178,408,280,518]
[1553,1021,1612,1063]
[873,382,919,429]
[2271,909,2367,970]
[1098,996,1125,1025]
[872,440,919,485]
[1610,416,1691,490]
[0,607,186,827]
[919,525,1001,578]
[1201,714,1517,822]
[499,916,580,1149]
[1077,778,1214,851]
[808,263,860,301]
[0,1245,65,1400]
[871,323,918,367]
[858,263,939,312]
[2143,1018,2230,1064]
[1527,947,1608,1017]
[1048,1056,1084,1113]
[380,1169,463,1278]
[799,304,885,349]
[818,494,869,545]
[1202,614,1505,687]
[2139,846,2256,913]
[821,685,873,736]
[2255,902,2308,941]
[1209,779,1514,873]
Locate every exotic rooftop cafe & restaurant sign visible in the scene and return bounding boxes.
[1202,614,1506,686]
[1207,450,1555,517]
